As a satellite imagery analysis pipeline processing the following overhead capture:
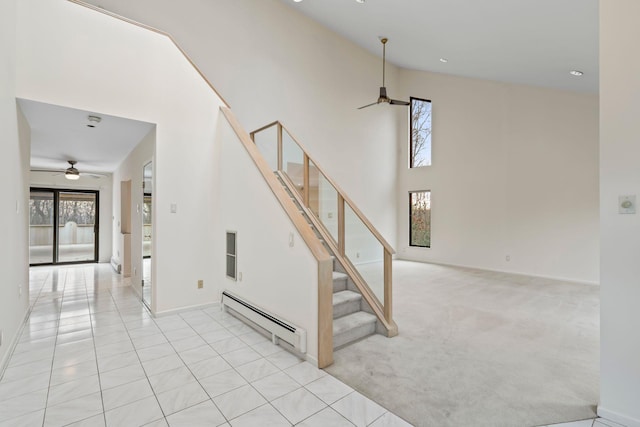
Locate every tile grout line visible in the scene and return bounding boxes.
[40,268,67,427]
[151,307,233,425]
[85,266,109,427]
[107,277,167,426]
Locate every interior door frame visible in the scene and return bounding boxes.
[29,187,100,266]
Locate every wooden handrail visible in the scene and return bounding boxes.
[250,121,279,139]
[279,124,395,255]
[254,121,397,335]
[221,107,335,367]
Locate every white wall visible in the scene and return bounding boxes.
[0,0,30,371]
[80,0,399,253]
[599,0,640,425]
[214,113,319,363]
[111,128,155,300]
[29,171,113,263]
[16,0,324,364]
[16,0,225,314]
[397,70,600,284]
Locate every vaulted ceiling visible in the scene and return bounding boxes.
[280,0,598,93]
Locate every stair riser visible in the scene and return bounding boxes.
[333,299,361,319]
[333,321,376,349]
[333,278,347,293]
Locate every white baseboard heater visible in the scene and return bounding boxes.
[110,257,121,274]
[221,291,307,354]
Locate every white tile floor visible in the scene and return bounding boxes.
[0,264,413,427]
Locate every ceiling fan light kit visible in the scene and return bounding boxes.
[358,37,410,110]
[65,160,80,180]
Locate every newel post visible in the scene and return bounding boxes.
[383,249,392,322]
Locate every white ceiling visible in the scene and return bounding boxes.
[280,0,599,93]
[19,99,155,174]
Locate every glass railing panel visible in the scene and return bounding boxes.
[282,129,305,197]
[344,203,384,305]
[253,125,278,172]
[308,161,339,243]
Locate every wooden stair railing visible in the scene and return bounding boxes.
[221,108,335,368]
[250,122,398,337]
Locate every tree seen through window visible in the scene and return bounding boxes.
[410,97,432,168]
[410,191,431,247]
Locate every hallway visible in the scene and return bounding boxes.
[0,264,409,426]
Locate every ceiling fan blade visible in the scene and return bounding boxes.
[83,173,109,179]
[390,99,410,106]
[357,101,380,110]
[31,169,63,175]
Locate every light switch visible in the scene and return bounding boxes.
[170,203,177,213]
[619,195,636,214]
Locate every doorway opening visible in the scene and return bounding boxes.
[29,188,99,265]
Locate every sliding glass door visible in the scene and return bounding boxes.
[29,188,99,265]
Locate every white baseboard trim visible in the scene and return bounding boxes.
[395,257,600,286]
[131,282,143,300]
[598,406,640,427]
[153,302,221,318]
[0,307,32,381]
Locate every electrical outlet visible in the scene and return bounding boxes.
[198,280,204,289]
[18,284,22,297]
[356,252,360,259]
[134,267,137,276]
[506,255,511,262]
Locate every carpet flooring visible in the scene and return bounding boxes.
[326,261,599,427]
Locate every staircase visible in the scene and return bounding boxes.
[332,272,377,348]
[276,173,379,349]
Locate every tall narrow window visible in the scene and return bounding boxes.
[410,191,431,248]
[410,97,432,168]
[226,231,237,280]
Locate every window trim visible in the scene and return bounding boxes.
[409,190,431,248]
[409,96,433,169]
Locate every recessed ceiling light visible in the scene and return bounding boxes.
[355,0,365,3]
[569,70,584,77]
[439,58,448,63]
[293,0,302,2]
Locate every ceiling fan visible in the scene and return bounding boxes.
[358,37,410,110]
[31,160,108,180]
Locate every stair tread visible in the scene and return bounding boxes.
[332,272,348,281]
[332,290,361,305]
[333,312,376,335]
